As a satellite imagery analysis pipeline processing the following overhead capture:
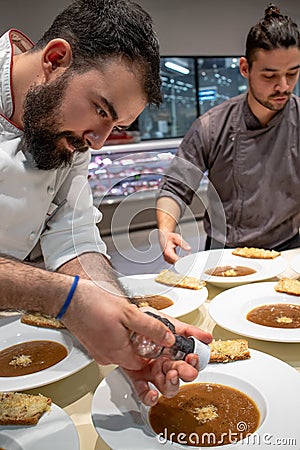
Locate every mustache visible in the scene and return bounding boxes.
[270,91,291,98]
[57,132,89,152]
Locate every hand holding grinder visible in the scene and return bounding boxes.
[131,312,210,371]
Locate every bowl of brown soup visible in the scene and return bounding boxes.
[140,372,267,448]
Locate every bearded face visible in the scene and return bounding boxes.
[248,76,292,112]
[21,71,89,171]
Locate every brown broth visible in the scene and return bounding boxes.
[0,340,68,376]
[132,295,174,310]
[205,265,257,277]
[149,382,260,447]
[246,303,300,328]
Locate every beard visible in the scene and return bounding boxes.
[248,80,291,112]
[21,72,89,171]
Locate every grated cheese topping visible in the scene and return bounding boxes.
[9,354,32,367]
[276,316,293,324]
[191,404,219,423]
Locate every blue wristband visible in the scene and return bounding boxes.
[56,275,80,320]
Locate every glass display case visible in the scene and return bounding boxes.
[138,57,197,141]
[88,139,208,235]
[137,56,244,140]
[130,56,300,141]
[197,57,246,115]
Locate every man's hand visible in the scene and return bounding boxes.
[122,354,199,406]
[61,280,177,370]
[165,313,212,344]
[156,197,191,263]
[123,309,212,405]
[60,278,212,406]
[159,230,191,264]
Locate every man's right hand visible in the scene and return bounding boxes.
[159,230,191,264]
[61,278,176,369]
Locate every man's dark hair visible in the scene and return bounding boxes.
[245,4,300,67]
[32,0,162,106]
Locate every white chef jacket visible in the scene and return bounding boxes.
[0,29,108,270]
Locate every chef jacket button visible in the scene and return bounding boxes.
[29,232,36,241]
[47,186,55,195]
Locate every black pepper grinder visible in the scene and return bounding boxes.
[130,311,210,370]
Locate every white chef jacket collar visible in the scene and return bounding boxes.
[0,29,33,120]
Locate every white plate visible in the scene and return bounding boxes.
[209,282,300,342]
[91,350,300,449]
[119,273,208,317]
[290,254,300,275]
[0,315,92,391]
[175,249,287,288]
[0,402,79,450]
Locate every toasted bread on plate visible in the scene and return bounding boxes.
[209,339,250,363]
[155,269,206,290]
[21,312,65,329]
[274,278,300,296]
[232,247,280,259]
[0,392,51,425]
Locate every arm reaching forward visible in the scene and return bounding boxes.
[156,196,191,263]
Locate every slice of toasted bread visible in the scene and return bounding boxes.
[209,339,250,363]
[0,392,51,425]
[274,278,300,296]
[21,312,65,329]
[155,270,206,290]
[232,247,280,259]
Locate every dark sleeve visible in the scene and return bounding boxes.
[157,116,210,215]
